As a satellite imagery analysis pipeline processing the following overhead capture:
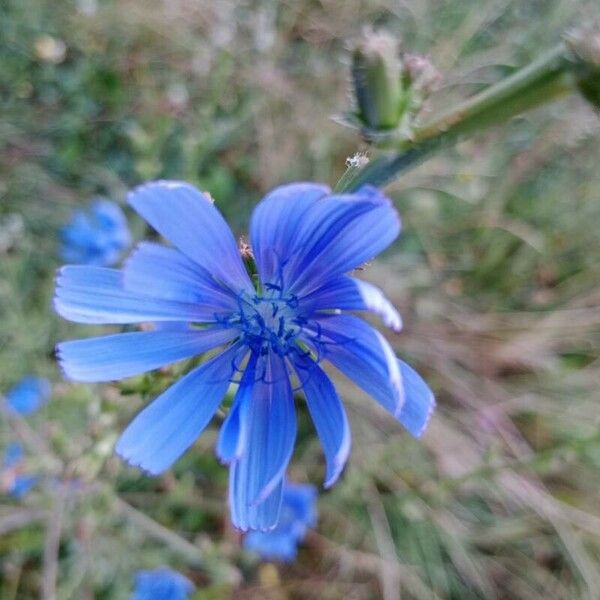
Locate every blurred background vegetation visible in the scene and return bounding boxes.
[1,0,599,598]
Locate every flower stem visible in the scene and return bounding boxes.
[411,44,572,145]
[338,35,599,192]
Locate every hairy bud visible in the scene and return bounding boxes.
[348,30,440,141]
[351,30,404,131]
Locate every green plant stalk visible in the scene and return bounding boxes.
[338,41,595,192]
[412,44,573,144]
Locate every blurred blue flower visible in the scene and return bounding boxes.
[2,442,38,497]
[131,567,194,600]
[60,199,131,266]
[6,376,51,415]
[55,180,435,530]
[244,482,317,561]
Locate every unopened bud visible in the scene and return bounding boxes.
[239,236,258,282]
[403,53,441,98]
[347,31,440,141]
[351,30,404,131]
[239,236,253,261]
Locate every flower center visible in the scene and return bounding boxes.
[235,288,303,356]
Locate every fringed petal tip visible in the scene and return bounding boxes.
[52,296,63,318]
[323,457,347,489]
[292,357,351,491]
[419,393,436,437]
[384,306,403,333]
[407,392,436,439]
[55,343,91,384]
[233,520,279,534]
[396,359,436,439]
[355,279,403,333]
[53,268,70,317]
[54,345,73,382]
[112,345,238,478]
[230,513,282,534]
[229,464,285,532]
[114,446,165,477]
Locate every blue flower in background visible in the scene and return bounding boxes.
[55,180,435,530]
[2,442,38,498]
[6,376,51,415]
[131,567,194,600]
[60,199,131,266]
[244,482,317,561]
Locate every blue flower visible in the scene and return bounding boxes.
[244,481,317,561]
[6,376,51,415]
[60,199,131,266]
[131,567,194,600]
[2,442,38,498]
[55,180,435,530]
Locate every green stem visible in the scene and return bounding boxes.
[412,44,573,145]
[339,38,598,192]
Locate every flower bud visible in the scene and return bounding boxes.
[348,31,440,140]
[403,53,441,98]
[351,30,404,131]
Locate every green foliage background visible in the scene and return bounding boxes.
[1,0,599,598]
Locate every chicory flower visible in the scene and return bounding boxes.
[1,442,38,498]
[60,199,131,266]
[6,376,51,415]
[55,180,435,530]
[131,567,194,600]
[244,481,317,561]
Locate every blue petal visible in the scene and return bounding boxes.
[283,482,318,529]
[231,474,283,533]
[397,359,435,438]
[133,567,194,600]
[3,442,24,468]
[229,353,296,531]
[91,199,130,237]
[54,266,221,324]
[6,376,51,415]
[216,397,244,464]
[216,352,254,465]
[244,529,298,562]
[115,343,241,475]
[128,181,252,293]
[10,475,39,498]
[243,481,317,560]
[57,328,238,382]
[249,183,330,285]
[307,314,403,415]
[287,185,400,295]
[292,357,350,488]
[60,199,130,267]
[300,275,402,331]
[153,321,191,332]
[123,242,238,312]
